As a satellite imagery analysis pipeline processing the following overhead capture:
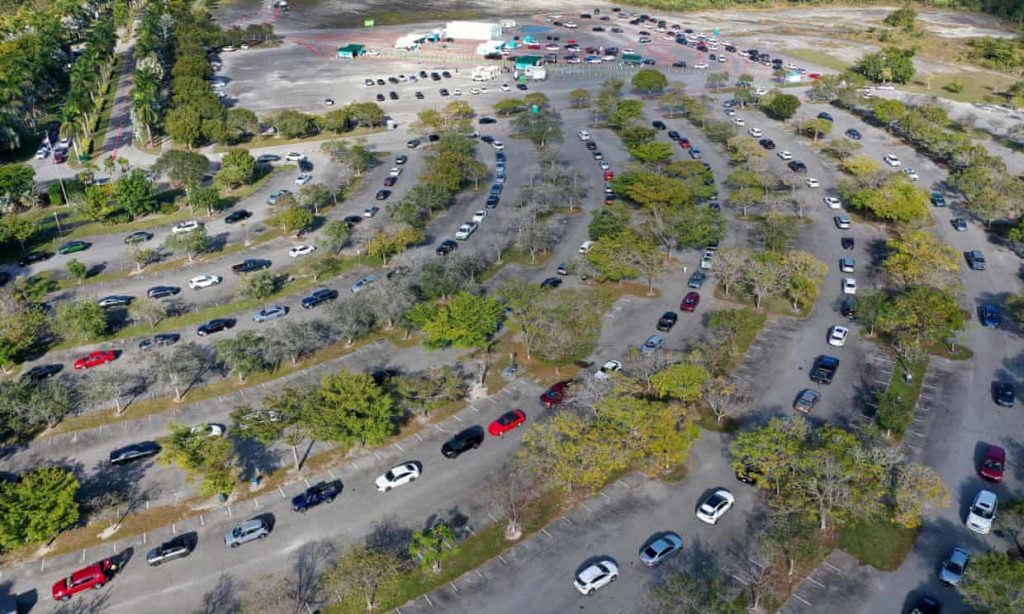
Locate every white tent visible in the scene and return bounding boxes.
[444,21,501,41]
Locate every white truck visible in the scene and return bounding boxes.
[471,65,501,81]
[513,66,547,81]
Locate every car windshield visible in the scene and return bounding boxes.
[232,527,242,537]
[973,503,995,519]
[946,560,964,574]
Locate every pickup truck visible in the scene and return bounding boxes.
[231,259,272,274]
[291,481,343,513]
[810,355,840,384]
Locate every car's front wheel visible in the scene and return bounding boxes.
[230,542,240,548]
[586,588,595,595]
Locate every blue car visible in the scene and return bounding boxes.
[641,334,665,353]
[931,192,946,207]
[980,304,1000,327]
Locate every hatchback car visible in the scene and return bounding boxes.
[641,334,665,353]
[793,389,821,413]
[939,548,969,586]
[680,292,700,312]
[639,532,683,566]
[489,409,527,436]
[74,350,117,370]
[966,490,997,534]
[540,382,571,408]
[696,489,735,524]
[375,462,421,492]
[253,305,289,323]
[224,518,271,548]
[980,445,1005,482]
[827,325,849,347]
[573,558,619,595]
[52,559,117,601]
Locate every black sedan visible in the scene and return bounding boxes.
[147,285,181,299]
[124,231,154,244]
[375,189,391,200]
[436,239,458,256]
[291,481,343,513]
[993,382,1015,407]
[197,318,236,336]
[302,288,339,309]
[138,334,181,350]
[758,138,776,150]
[22,364,63,381]
[657,311,678,331]
[225,209,252,223]
[17,251,53,267]
[540,277,562,289]
[844,128,862,140]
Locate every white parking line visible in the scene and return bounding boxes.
[805,575,825,588]
[394,442,405,452]
[580,502,594,513]
[449,582,459,593]
[731,574,749,585]
[823,561,843,574]
[792,593,812,606]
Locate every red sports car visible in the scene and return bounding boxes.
[678,138,691,148]
[488,409,527,436]
[53,558,117,601]
[73,350,117,370]
[980,445,1005,482]
[680,292,700,312]
[539,382,571,408]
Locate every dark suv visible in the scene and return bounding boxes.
[441,426,485,458]
[302,288,339,309]
[110,441,161,465]
[788,160,808,173]
[231,259,272,274]
[656,311,678,331]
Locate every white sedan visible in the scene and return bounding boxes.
[823,196,842,209]
[777,150,793,161]
[805,177,820,188]
[172,220,203,234]
[191,423,226,437]
[748,127,762,138]
[452,88,463,96]
[694,62,709,69]
[472,210,487,223]
[903,167,919,181]
[500,83,511,91]
[842,277,857,295]
[594,359,622,380]
[295,173,312,186]
[470,87,481,95]
[695,489,735,525]
[289,244,316,258]
[188,274,222,289]
[285,152,305,162]
[375,463,421,492]
[492,140,504,150]
[732,117,746,126]
[828,325,850,347]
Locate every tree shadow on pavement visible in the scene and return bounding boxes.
[193,574,242,614]
[366,516,415,561]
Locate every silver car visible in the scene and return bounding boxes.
[639,532,683,566]
[224,518,270,548]
[252,305,289,323]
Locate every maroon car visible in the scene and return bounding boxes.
[680,291,700,312]
[980,445,1005,482]
[540,382,571,408]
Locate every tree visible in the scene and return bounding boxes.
[322,219,351,254]
[649,554,745,613]
[0,164,36,205]
[146,342,210,401]
[883,229,960,290]
[785,250,828,313]
[651,363,710,402]
[165,105,203,148]
[608,99,644,129]
[272,204,314,237]
[1,215,36,251]
[0,296,45,372]
[226,107,259,140]
[128,297,168,329]
[266,320,333,365]
[874,99,907,126]
[313,370,399,447]
[0,465,80,549]
[745,254,790,309]
[632,68,668,95]
[485,468,535,541]
[158,424,239,496]
[114,169,158,218]
[801,117,832,142]
[322,544,402,612]
[892,462,951,528]
[216,332,272,382]
[237,270,281,300]
[630,141,674,167]
[215,148,256,189]
[884,6,917,31]
[725,136,767,164]
[763,509,826,576]
[493,98,526,116]
[702,376,753,423]
[54,298,108,342]
[409,522,457,573]
[714,248,751,297]
[957,552,1024,614]
[66,259,88,284]
[153,150,209,187]
[367,226,424,266]
[300,182,333,215]
[876,286,965,347]
[329,296,377,346]
[417,292,503,349]
[272,110,316,138]
[848,176,930,223]
[164,226,211,262]
[391,366,466,417]
[758,212,798,252]
[761,92,800,121]
[842,155,881,177]
[568,88,591,108]
[855,47,916,83]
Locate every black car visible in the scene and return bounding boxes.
[415,91,424,99]
[430,72,441,80]
[642,58,656,65]
[816,111,833,122]
[389,91,398,100]
[371,368,400,384]
[298,159,313,172]
[343,215,363,227]
[585,140,598,151]
[197,318,236,336]
[147,536,194,566]
[427,134,440,142]
[256,153,281,164]
[375,189,391,200]
[387,77,399,84]
[407,139,422,150]
[840,297,857,319]
[909,596,941,614]
[302,288,339,309]
[436,239,458,256]
[486,195,500,208]
[788,160,808,173]
[110,441,161,465]
[17,251,53,267]
[395,155,408,165]
[441,426,485,459]
[419,70,428,78]
[841,237,855,250]
[656,311,678,331]
[376,93,385,102]
[667,130,681,140]
[734,457,762,485]
[124,231,154,244]
[439,88,449,96]
[22,364,63,381]
[231,259,272,274]
[147,285,181,299]
[993,382,1015,407]
[688,270,706,289]
[138,334,180,350]
[291,481,343,512]
[758,138,776,150]
[540,277,562,289]
[442,71,451,78]
[376,78,386,86]
[844,128,862,140]
[479,116,497,124]
[652,120,667,130]
[225,209,252,224]
[516,83,529,91]
[481,135,494,144]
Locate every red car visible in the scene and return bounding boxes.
[980,445,1005,482]
[678,138,691,148]
[680,292,700,312]
[488,409,527,436]
[73,350,117,370]
[603,170,615,181]
[53,558,117,601]
[540,382,571,408]
[808,73,821,80]
[383,176,397,187]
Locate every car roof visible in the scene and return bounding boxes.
[578,562,610,582]
[239,518,264,530]
[974,490,997,506]
[948,548,969,563]
[986,445,1006,459]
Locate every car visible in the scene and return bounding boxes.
[777,150,793,160]
[266,190,291,205]
[680,292,700,312]
[540,277,562,289]
[586,140,599,151]
[929,192,947,207]
[810,355,840,384]
[842,277,857,295]
[285,152,304,162]
[639,532,683,567]
[685,270,707,289]
[557,262,569,276]
[452,88,462,96]
[286,244,317,259]
[256,153,281,164]
[903,167,919,181]
[470,209,487,224]
[137,333,180,351]
[732,117,746,126]
[965,249,986,271]
[667,130,681,141]
[172,220,203,234]
[109,441,160,465]
[253,305,289,323]
[97,295,133,308]
[993,381,1015,407]
[455,222,478,240]
[816,111,833,122]
[35,146,49,159]
[375,462,420,491]
[724,107,737,116]
[52,559,118,601]
[951,217,967,231]
[489,409,527,436]
[689,148,703,159]
[74,350,117,370]
[652,120,667,130]
[980,304,1000,327]
[295,173,313,185]
[438,425,487,459]
[540,382,571,408]
[301,288,339,309]
[197,318,235,336]
[407,138,421,148]
[578,240,596,254]
[695,489,735,524]
[966,489,997,534]
[436,239,458,256]
[839,257,855,273]
[939,548,969,586]
[844,128,862,140]
[657,311,678,331]
[395,154,408,165]
[58,240,90,254]
[292,480,343,513]
[841,237,855,250]
[573,558,619,595]
[678,137,691,148]
[225,209,252,224]
[594,359,622,380]
[822,196,842,209]
[805,177,820,188]
[375,189,391,201]
[486,195,500,207]
[388,166,404,178]
[146,536,194,567]
[700,250,714,270]
[909,595,941,614]
[124,231,154,244]
[17,250,53,267]
[22,363,63,381]
[231,259,271,274]
[788,160,808,173]
[827,325,849,347]
[759,138,776,150]
[748,127,763,138]
[883,153,901,167]
[53,148,68,163]
[224,517,271,548]
[481,135,495,144]
[793,388,821,413]
[834,215,851,229]
[980,445,1005,482]
[641,334,664,353]
[414,90,424,99]
[351,275,378,293]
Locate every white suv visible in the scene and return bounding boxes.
[966,489,997,534]
[578,129,590,141]
[189,274,222,289]
[172,220,203,234]
[884,154,901,167]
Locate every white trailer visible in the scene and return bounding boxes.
[523,66,547,80]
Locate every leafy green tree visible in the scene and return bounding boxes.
[215,148,256,189]
[0,466,80,549]
[158,424,239,496]
[164,226,211,262]
[114,169,158,218]
[322,544,403,613]
[884,7,917,31]
[672,205,725,249]
[54,298,108,342]
[322,219,351,253]
[609,99,644,128]
[883,229,960,290]
[165,105,203,148]
[585,231,640,282]
[492,98,526,116]
[651,363,710,402]
[842,155,882,177]
[128,296,168,328]
[226,108,259,140]
[313,370,399,447]
[272,204,315,237]
[216,331,272,382]
[0,297,45,372]
[874,99,907,126]
[588,204,632,240]
[345,102,386,127]
[66,259,87,284]
[391,366,467,417]
[876,286,965,347]
[153,150,209,187]
[630,141,674,167]
[892,462,950,528]
[367,226,424,265]
[568,88,591,108]
[631,68,668,95]
[957,552,1024,614]
[418,292,503,349]
[409,522,457,573]
[237,270,281,300]
[848,176,930,222]
[272,110,317,138]
[801,117,832,142]
[0,163,36,204]
[190,186,222,215]
[855,47,916,84]
[758,212,797,253]
[761,92,800,121]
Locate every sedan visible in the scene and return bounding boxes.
[375,462,420,492]
[680,292,700,312]
[196,318,236,336]
[993,381,1015,407]
[657,311,678,331]
[138,334,180,350]
[74,350,117,370]
[252,305,289,323]
[748,127,762,138]
[833,215,851,229]
[793,388,821,413]
[22,364,63,381]
[540,382,571,408]
[758,138,775,150]
[639,532,683,567]
[146,536,193,567]
[939,548,969,586]
[884,154,901,167]
[594,359,622,380]
[823,196,841,209]
[58,240,90,254]
[827,325,849,347]
[951,217,968,231]
[225,209,252,224]
[980,304,1000,327]
[641,334,664,353]
[147,285,180,299]
[436,239,458,256]
[189,274,222,289]
[295,173,313,185]
[839,257,855,273]
[966,489,997,534]
[489,409,527,436]
[540,277,562,289]
[903,167,919,181]
[375,189,391,200]
[844,128,861,140]
[351,275,379,293]
[285,152,305,162]
[172,220,203,234]
[124,231,153,244]
[695,489,735,524]
[777,150,793,160]
[573,558,619,595]
[688,270,706,289]
[842,277,857,295]
[289,244,316,258]
[302,288,339,309]
[841,237,855,250]
[805,177,820,188]
[97,295,132,308]
[472,210,487,223]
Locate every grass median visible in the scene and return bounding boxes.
[839,518,920,570]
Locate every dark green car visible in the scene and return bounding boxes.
[58,240,90,254]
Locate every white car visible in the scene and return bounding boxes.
[285,152,305,162]
[695,489,735,525]
[470,87,481,95]
[966,489,997,534]
[472,210,487,223]
[573,558,618,595]
[500,83,511,92]
[876,84,896,91]
[188,274,222,289]
[805,177,820,188]
[700,250,714,270]
[363,206,379,218]
[732,117,746,126]
[828,325,850,347]
[777,150,793,161]
[903,167,919,181]
[375,462,420,492]
[842,277,857,295]
[172,220,203,234]
[599,161,610,170]
[452,88,462,96]
[491,140,504,150]
[754,87,768,95]
[295,173,312,186]
[190,423,225,437]
[289,244,316,258]
[823,196,842,209]
[724,108,737,116]
[578,240,596,254]
[35,146,49,160]
[884,154,901,167]
[834,215,851,229]
[389,167,403,177]
[839,257,855,273]
[594,359,622,381]
[748,127,762,138]
[578,129,590,141]
[454,222,478,240]
[694,62,709,69]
